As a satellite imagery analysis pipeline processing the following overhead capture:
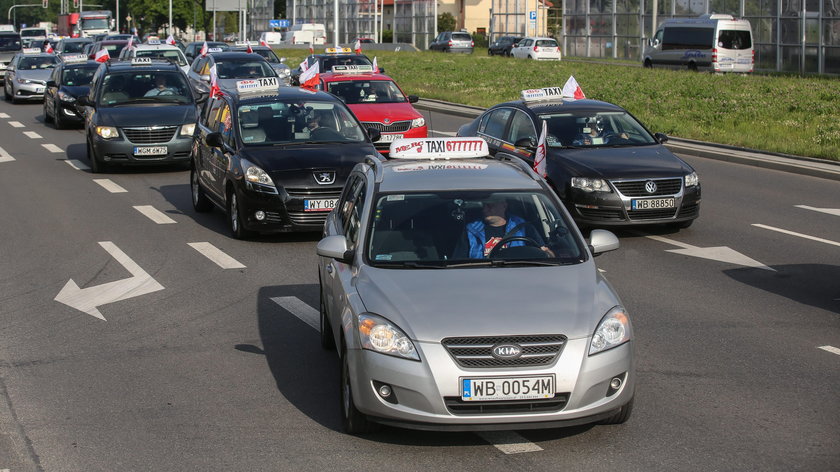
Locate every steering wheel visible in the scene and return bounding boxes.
[487,236,542,258]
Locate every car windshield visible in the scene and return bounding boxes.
[536,39,558,47]
[538,111,657,147]
[216,60,275,79]
[251,48,280,63]
[237,100,367,145]
[321,55,371,69]
[61,66,98,86]
[136,49,187,66]
[98,71,192,106]
[21,29,46,37]
[61,41,89,53]
[80,18,109,29]
[18,56,57,69]
[0,35,21,50]
[327,80,406,104]
[102,43,127,56]
[366,191,585,267]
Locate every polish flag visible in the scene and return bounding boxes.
[44,43,54,54]
[260,39,269,47]
[299,58,308,73]
[209,63,222,98]
[246,43,253,54]
[166,35,176,46]
[299,60,320,90]
[353,38,362,54]
[533,120,548,177]
[200,41,208,57]
[308,43,314,54]
[94,48,110,63]
[126,35,134,50]
[372,56,378,73]
[561,76,586,100]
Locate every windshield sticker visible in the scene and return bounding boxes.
[375,254,393,261]
[386,194,405,201]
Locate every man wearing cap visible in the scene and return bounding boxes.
[455,196,554,259]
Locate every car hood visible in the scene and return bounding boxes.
[348,102,422,123]
[15,69,53,81]
[550,144,692,179]
[242,142,378,184]
[355,263,611,343]
[0,51,18,62]
[96,104,197,127]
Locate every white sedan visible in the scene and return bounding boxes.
[511,37,562,61]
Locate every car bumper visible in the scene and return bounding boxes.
[568,183,701,226]
[446,47,473,54]
[236,184,342,233]
[92,133,193,166]
[12,82,46,99]
[535,53,562,60]
[347,338,635,431]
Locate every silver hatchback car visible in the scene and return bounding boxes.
[317,137,634,433]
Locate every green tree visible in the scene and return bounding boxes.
[437,12,455,33]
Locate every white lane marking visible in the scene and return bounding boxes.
[271,296,319,330]
[23,131,42,139]
[644,234,774,271]
[0,112,9,118]
[93,178,128,193]
[42,143,63,153]
[752,224,840,248]
[188,242,245,269]
[795,205,840,217]
[818,346,840,356]
[0,146,14,163]
[64,159,90,171]
[430,130,457,137]
[133,205,176,224]
[476,431,544,454]
[8,121,25,128]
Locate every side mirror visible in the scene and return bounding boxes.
[200,74,210,82]
[279,57,287,63]
[46,80,56,87]
[589,229,620,256]
[367,127,381,143]
[317,235,354,263]
[378,67,385,74]
[408,95,419,103]
[195,92,209,105]
[205,131,224,148]
[515,136,536,150]
[654,132,669,144]
[77,95,92,107]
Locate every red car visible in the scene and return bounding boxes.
[320,65,427,155]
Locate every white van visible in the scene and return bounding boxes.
[259,31,282,46]
[281,23,327,45]
[643,14,753,73]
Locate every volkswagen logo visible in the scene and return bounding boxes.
[644,180,657,194]
[491,344,523,360]
[314,171,336,185]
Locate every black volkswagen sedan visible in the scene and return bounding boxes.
[43,55,99,129]
[457,88,700,229]
[191,85,382,238]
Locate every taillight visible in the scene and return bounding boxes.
[752,49,755,64]
[534,45,539,52]
[471,40,474,47]
[711,48,718,62]
[448,40,453,47]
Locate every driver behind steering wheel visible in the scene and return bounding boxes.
[455,195,555,259]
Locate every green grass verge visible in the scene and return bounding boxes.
[276,48,840,160]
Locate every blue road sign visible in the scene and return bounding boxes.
[529,11,536,20]
[269,19,290,28]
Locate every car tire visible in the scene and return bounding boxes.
[320,286,336,350]
[87,138,106,173]
[191,167,213,213]
[4,84,11,101]
[599,396,634,425]
[44,103,53,123]
[644,59,653,68]
[227,189,251,240]
[340,346,379,434]
[54,105,67,129]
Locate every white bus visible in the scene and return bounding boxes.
[280,23,327,45]
[643,14,753,73]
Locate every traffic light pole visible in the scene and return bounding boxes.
[8,4,43,25]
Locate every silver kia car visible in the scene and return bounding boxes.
[317,138,634,433]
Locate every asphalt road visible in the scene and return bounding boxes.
[0,98,838,472]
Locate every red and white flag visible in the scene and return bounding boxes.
[126,35,134,50]
[299,60,320,90]
[372,56,378,73]
[561,76,585,100]
[199,41,208,57]
[246,43,253,54]
[166,35,176,45]
[260,39,268,47]
[44,43,54,54]
[533,120,548,177]
[299,58,308,73]
[353,38,361,54]
[94,48,110,63]
[308,43,314,54]
[209,63,222,98]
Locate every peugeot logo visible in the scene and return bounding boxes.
[491,344,523,360]
[644,180,657,194]
[314,171,336,185]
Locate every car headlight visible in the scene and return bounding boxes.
[241,158,275,186]
[685,171,699,187]
[589,306,632,355]
[279,68,290,77]
[572,177,612,193]
[95,126,119,139]
[180,123,196,137]
[57,91,75,102]
[411,117,425,128]
[358,313,419,361]
[16,78,31,84]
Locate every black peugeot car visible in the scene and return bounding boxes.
[191,85,382,238]
[457,87,701,229]
[43,55,100,129]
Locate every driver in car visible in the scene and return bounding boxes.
[455,195,554,259]
[144,75,176,97]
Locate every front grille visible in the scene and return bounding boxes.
[628,208,679,220]
[611,178,682,197]
[444,394,570,415]
[362,120,411,133]
[287,211,329,226]
[576,207,625,220]
[122,126,178,144]
[286,187,342,198]
[442,335,566,368]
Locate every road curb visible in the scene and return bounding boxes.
[415,99,840,182]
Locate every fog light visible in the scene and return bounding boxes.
[255,210,265,221]
[378,384,392,398]
[610,377,622,390]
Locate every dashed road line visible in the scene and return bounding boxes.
[271,296,319,330]
[0,146,14,163]
[93,178,128,193]
[188,242,245,269]
[23,131,42,139]
[133,205,176,224]
[476,431,544,454]
[64,159,90,171]
[8,121,24,128]
[42,143,63,153]
[795,205,840,217]
[0,112,9,118]
[818,345,840,356]
[752,224,840,248]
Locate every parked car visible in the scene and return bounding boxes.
[488,35,523,56]
[429,31,474,54]
[511,37,562,60]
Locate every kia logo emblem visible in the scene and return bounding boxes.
[491,344,523,359]
[645,180,657,194]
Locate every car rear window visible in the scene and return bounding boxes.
[718,30,751,50]
[452,33,472,41]
[536,40,558,47]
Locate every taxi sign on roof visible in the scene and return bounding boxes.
[521,87,565,101]
[208,47,224,53]
[61,53,88,63]
[236,77,279,93]
[23,48,41,54]
[390,138,489,160]
[331,65,373,73]
[147,39,161,45]
[131,57,153,65]
[325,47,353,54]
[234,41,257,46]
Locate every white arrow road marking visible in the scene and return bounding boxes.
[271,296,319,330]
[818,346,840,356]
[54,241,164,321]
[188,242,245,269]
[94,179,127,193]
[0,112,9,118]
[0,146,14,163]
[752,224,840,248]
[23,131,41,139]
[64,159,90,171]
[476,431,544,454]
[795,205,840,217]
[42,143,63,153]
[645,235,774,271]
[8,121,24,128]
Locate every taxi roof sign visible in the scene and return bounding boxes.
[61,53,89,63]
[236,77,279,94]
[131,57,153,65]
[234,41,257,46]
[331,65,373,74]
[521,87,566,102]
[390,138,489,160]
[325,47,353,54]
[208,47,224,53]
[22,48,42,54]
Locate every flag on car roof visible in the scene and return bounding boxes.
[94,48,110,63]
[246,43,253,54]
[308,42,314,54]
[372,56,378,73]
[126,35,134,50]
[209,63,222,98]
[166,35,176,46]
[299,60,320,90]
[561,76,585,100]
[200,41,208,57]
[44,43,54,54]
[533,120,548,178]
[353,38,361,54]
[260,39,268,47]
[299,58,308,73]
